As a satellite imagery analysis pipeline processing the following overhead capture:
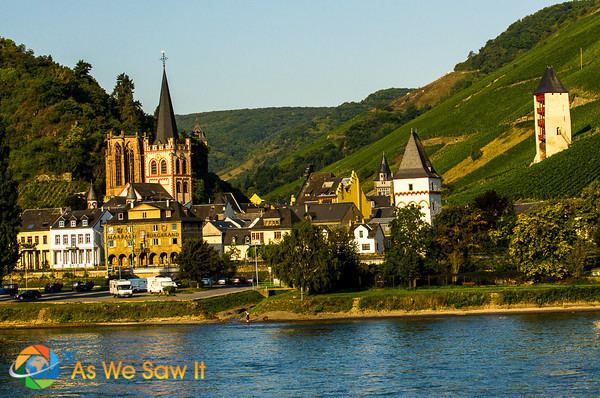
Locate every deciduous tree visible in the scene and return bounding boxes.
[0,122,20,280]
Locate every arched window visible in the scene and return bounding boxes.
[150,160,158,175]
[114,144,122,186]
[181,159,187,175]
[160,159,168,174]
[183,182,188,193]
[176,181,181,193]
[124,143,135,183]
[175,160,180,174]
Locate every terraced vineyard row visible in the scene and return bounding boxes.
[18,180,88,209]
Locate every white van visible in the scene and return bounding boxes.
[110,279,133,298]
[129,278,148,293]
[147,277,177,294]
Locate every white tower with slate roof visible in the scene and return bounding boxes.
[392,130,441,224]
[533,66,571,163]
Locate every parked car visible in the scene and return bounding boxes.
[231,277,247,285]
[200,278,213,286]
[0,284,18,296]
[129,278,147,293]
[216,277,229,285]
[73,281,94,292]
[44,283,63,293]
[14,290,41,301]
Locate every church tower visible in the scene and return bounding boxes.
[392,130,441,224]
[87,182,98,209]
[143,58,193,205]
[374,153,393,200]
[533,66,571,163]
[104,132,144,198]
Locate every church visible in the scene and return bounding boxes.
[104,62,204,205]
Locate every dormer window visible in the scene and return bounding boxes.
[118,213,124,220]
[165,210,172,218]
[70,220,77,227]
[59,220,65,228]
[82,219,88,227]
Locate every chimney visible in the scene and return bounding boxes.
[166,199,170,208]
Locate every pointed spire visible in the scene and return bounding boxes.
[534,66,568,94]
[87,181,97,202]
[379,153,391,176]
[126,184,137,204]
[154,63,178,145]
[394,129,439,179]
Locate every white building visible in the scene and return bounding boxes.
[353,223,385,255]
[392,130,442,224]
[533,66,571,163]
[50,208,112,269]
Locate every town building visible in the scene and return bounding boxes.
[105,200,202,271]
[17,208,63,270]
[50,208,112,269]
[352,223,385,255]
[392,130,442,224]
[374,153,394,200]
[292,202,364,229]
[533,66,572,163]
[296,170,371,219]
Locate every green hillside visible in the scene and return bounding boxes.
[267,0,600,204]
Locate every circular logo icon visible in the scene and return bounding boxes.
[9,344,60,390]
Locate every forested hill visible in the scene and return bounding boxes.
[176,87,411,176]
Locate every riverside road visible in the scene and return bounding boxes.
[0,286,253,303]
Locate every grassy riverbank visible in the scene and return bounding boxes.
[3,285,600,328]
[0,290,264,327]
[251,284,600,320]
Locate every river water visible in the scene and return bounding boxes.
[1,312,600,397]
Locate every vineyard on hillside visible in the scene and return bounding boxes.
[18,180,88,209]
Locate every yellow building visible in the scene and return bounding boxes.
[297,170,371,219]
[105,201,202,270]
[17,208,63,270]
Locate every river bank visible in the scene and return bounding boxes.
[3,285,600,328]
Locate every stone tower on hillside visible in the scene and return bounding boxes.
[143,64,193,204]
[533,66,571,163]
[392,130,441,224]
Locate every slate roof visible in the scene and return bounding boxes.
[154,69,179,144]
[223,228,251,245]
[394,131,440,179]
[128,183,173,201]
[374,153,392,181]
[52,208,104,229]
[367,195,392,208]
[297,172,342,204]
[191,204,225,220]
[251,207,301,229]
[370,206,396,220]
[107,200,199,224]
[291,202,362,223]
[87,183,97,202]
[534,67,568,95]
[20,208,63,232]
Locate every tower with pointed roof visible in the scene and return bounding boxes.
[533,66,571,163]
[87,182,98,209]
[143,59,193,204]
[392,129,441,224]
[374,153,393,199]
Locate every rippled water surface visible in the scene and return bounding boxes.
[2,312,600,397]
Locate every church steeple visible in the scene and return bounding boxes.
[87,182,98,209]
[154,56,178,145]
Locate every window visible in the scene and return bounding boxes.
[172,224,177,231]
[557,127,561,136]
[152,225,158,232]
[150,160,158,175]
[182,160,187,175]
[85,234,91,244]
[431,182,435,190]
[78,234,83,244]
[108,240,115,248]
[408,184,413,191]
[172,238,178,245]
[142,211,147,219]
[27,236,32,244]
[71,234,76,246]
[176,182,181,193]
[126,240,133,247]
[152,238,159,245]
[35,236,39,245]
[176,161,180,174]
[362,243,371,251]
[118,213,124,220]
[127,225,132,233]
[251,232,264,243]
[59,220,65,228]
[160,159,168,174]
[55,236,60,245]
[20,236,25,243]
[165,210,171,218]
[85,250,91,264]
[183,182,188,193]
[63,235,68,245]
[359,230,364,238]
[274,231,282,240]
[71,220,77,227]
[82,219,88,227]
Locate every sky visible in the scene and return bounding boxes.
[2,0,562,114]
